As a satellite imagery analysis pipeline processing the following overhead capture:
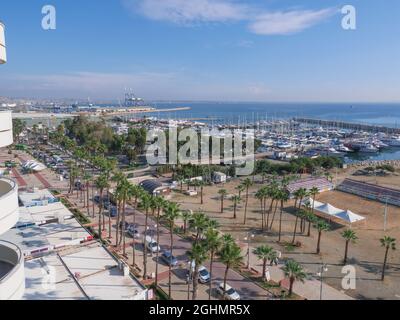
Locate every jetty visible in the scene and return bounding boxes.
[295,118,400,134]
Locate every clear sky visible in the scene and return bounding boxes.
[1,0,399,102]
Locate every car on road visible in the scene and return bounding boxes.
[119,221,130,231]
[160,251,178,267]
[106,206,117,218]
[94,195,101,204]
[127,225,140,238]
[216,283,240,300]
[144,236,161,253]
[198,266,211,283]
[187,262,210,283]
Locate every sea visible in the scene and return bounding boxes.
[135,102,400,163]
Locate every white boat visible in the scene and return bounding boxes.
[358,144,379,153]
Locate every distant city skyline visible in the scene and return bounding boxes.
[1,0,400,102]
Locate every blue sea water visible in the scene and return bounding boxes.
[145,102,400,129]
[141,102,400,162]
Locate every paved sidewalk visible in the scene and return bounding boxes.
[246,244,353,300]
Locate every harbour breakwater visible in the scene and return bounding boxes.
[295,118,400,134]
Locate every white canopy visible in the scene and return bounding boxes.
[315,203,343,216]
[302,200,366,224]
[333,210,365,223]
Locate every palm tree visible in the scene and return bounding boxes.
[341,229,358,265]
[219,241,243,297]
[242,178,253,225]
[181,210,192,234]
[95,174,109,241]
[218,189,227,213]
[83,172,92,216]
[231,195,241,219]
[282,260,306,296]
[278,190,289,242]
[164,202,181,299]
[187,242,209,300]
[254,245,273,281]
[198,180,205,204]
[236,184,245,198]
[190,212,210,244]
[154,196,165,288]
[131,185,144,268]
[140,193,152,279]
[314,220,330,254]
[380,236,396,281]
[205,228,222,300]
[291,209,304,244]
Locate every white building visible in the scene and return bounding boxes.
[0,20,26,300]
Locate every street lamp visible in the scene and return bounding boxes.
[317,263,328,300]
[244,232,255,269]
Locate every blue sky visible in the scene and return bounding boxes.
[0,0,400,102]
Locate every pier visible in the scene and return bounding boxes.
[295,118,400,134]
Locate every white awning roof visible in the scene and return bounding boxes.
[333,210,365,223]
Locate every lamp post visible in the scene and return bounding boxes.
[317,263,328,300]
[244,232,255,269]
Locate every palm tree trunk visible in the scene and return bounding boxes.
[132,204,137,267]
[155,208,161,287]
[344,241,349,265]
[262,259,267,281]
[143,208,149,279]
[208,252,214,300]
[243,189,249,225]
[115,201,120,246]
[269,201,279,230]
[122,199,127,256]
[278,201,283,242]
[201,187,204,204]
[317,231,322,254]
[381,247,389,281]
[223,265,229,299]
[292,216,299,244]
[98,189,103,240]
[192,266,199,300]
[289,277,294,296]
[168,224,174,299]
[233,202,237,219]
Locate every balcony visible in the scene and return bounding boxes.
[0,241,25,300]
[0,111,13,148]
[0,178,19,235]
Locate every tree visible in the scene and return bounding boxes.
[242,178,253,225]
[236,184,245,198]
[95,174,109,241]
[254,245,273,281]
[190,212,210,244]
[278,190,289,242]
[163,202,181,299]
[198,180,205,205]
[307,187,319,235]
[283,260,306,296]
[314,220,330,254]
[380,236,396,281]
[341,229,358,265]
[218,189,227,213]
[231,195,241,219]
[181,210,192,234]
[140,193,152,279]
[219,241,243,298]
[154,196,166,288]
[205,227,222,300]
[187,242,209,300]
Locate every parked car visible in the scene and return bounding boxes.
[198,266,211,283]
[216,283,240,300]
[127,226,140,239]
[119,221,130,231]
[160,251,178,267]
[144,236,161,253]
[93,195,101,204]
[186,262,210,283]
[106,206,117,218]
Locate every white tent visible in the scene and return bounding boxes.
[314,203,342,216]
[333,210,365,223]
[301,199,324,209]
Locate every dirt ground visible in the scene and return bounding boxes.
[171,174,400,300]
